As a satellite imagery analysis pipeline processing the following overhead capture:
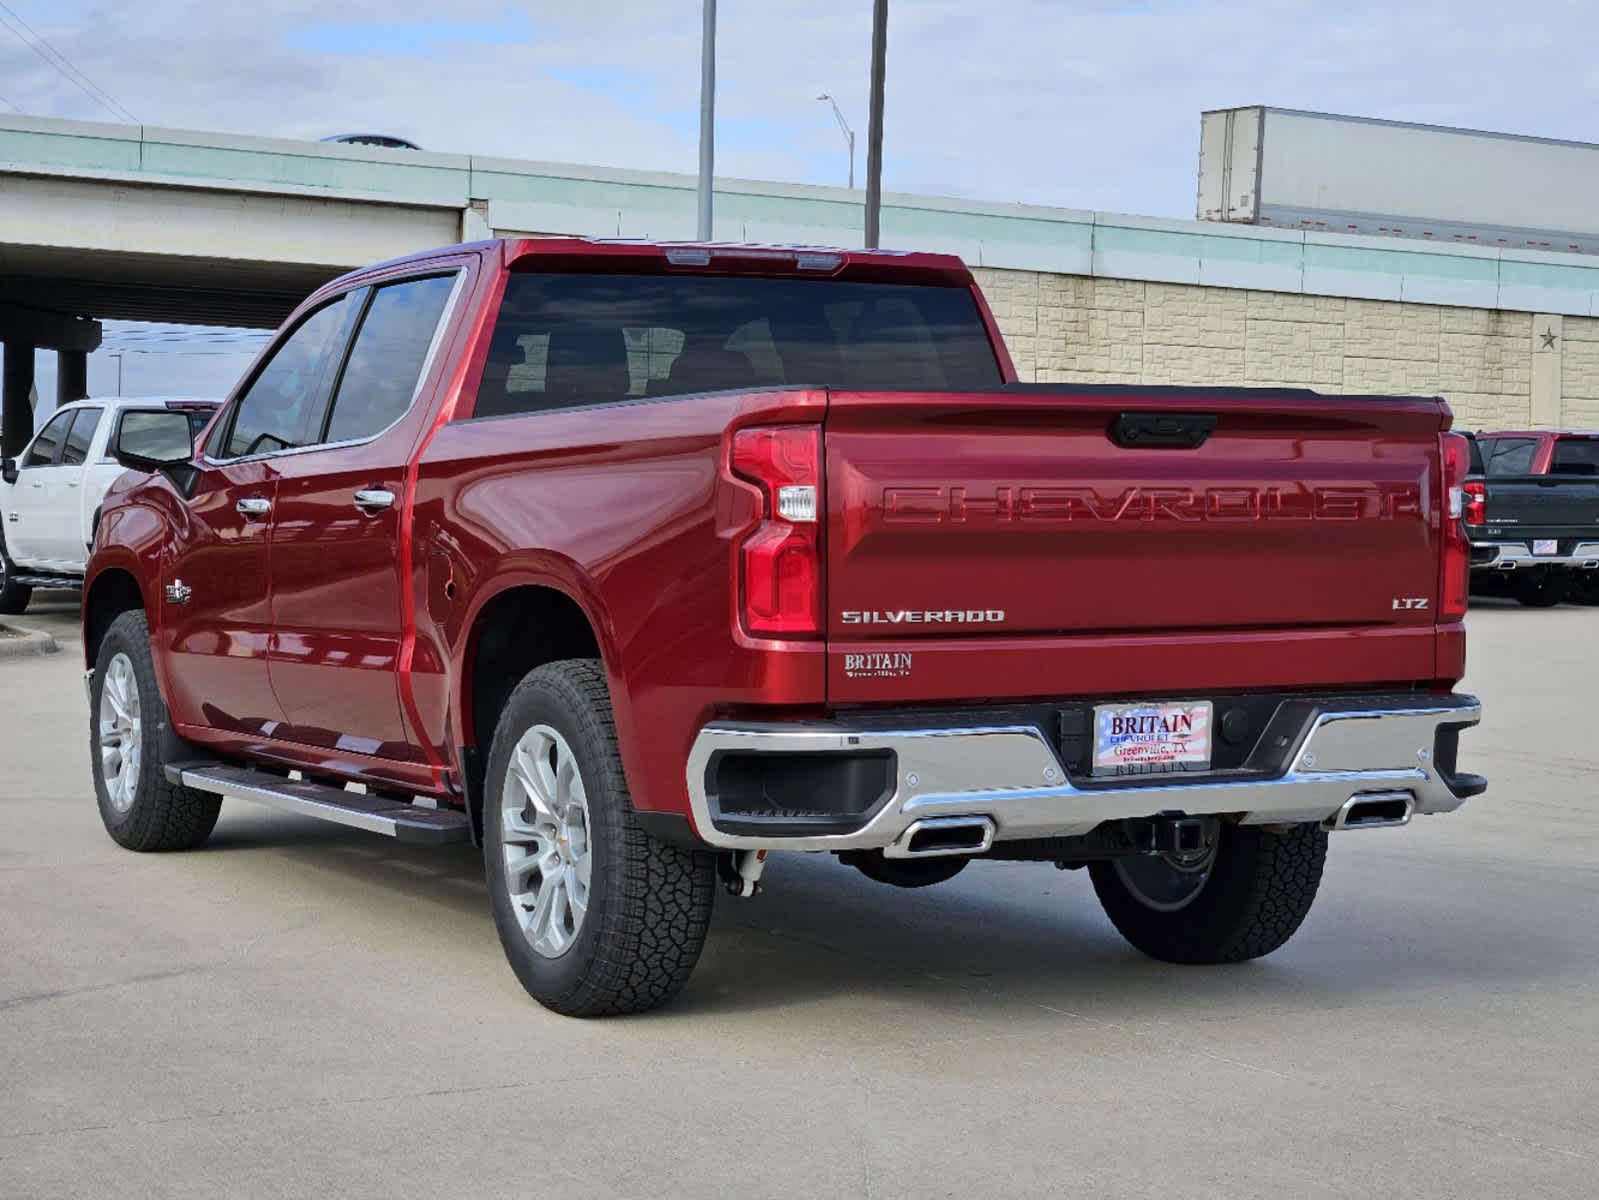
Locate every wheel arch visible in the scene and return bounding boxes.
[83,566,146,670]
[454,574,618,842]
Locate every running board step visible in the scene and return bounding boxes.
[168,763,470,844]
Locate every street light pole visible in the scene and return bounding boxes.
[696,0,716,241]
[817,93,856,189]
[863,0,888,248]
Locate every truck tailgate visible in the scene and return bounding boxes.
[824,386,1449,702]
[1480,475,1599,534]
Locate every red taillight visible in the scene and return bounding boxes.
[1462,480,1486,526]
[731,426,822,637]
[1440,432,1471,621]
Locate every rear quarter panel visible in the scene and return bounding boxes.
[410,388,829,815]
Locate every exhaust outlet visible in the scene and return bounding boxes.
[1324,791,1415,831]
[885,816,996,859]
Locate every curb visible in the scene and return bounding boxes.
[0,624,59,659]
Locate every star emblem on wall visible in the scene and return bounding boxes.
[1540,327,1558,349]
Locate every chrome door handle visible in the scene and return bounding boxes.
[236,497,271,518]
[353,489,395,513]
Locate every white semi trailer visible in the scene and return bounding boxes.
[1198,107,1599,257]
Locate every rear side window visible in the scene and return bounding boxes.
[61,407,102,466]
[23,410,73,467]
[1481,437,1538,475]
[471,273,1002,419]
[220,296,355,459]
[324,274,455,444]
[1550,438,1599,475]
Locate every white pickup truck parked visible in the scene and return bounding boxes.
[0,397,218,613]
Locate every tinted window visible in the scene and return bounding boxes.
[1550,437,1599,475]
[471,273,1002,419]
[23,411,73,467]
[324,275,455,443]
[62,407,102,466]
[221,296,354,458]
[118,411,196,461]
[1482,437,1538,475]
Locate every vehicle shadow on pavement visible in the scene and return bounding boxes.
[192,809,1583,1022]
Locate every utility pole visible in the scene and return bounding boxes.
[863,0,888,248]
[696,0,716,241]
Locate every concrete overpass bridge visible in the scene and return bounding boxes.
[8,111,1599,453]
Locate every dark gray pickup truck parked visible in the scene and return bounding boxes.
[1465,430,1599,606]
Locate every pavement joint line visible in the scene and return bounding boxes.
[0,1070,659,1144]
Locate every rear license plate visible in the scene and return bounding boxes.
[1092,701,1213,777]
[1534,539,1559,556]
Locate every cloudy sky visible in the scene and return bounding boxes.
[4,0,1598,409]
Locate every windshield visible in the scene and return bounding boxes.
[471,272,1003,419]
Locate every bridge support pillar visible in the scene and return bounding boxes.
[2,342,37,459]
[57,348,89,408]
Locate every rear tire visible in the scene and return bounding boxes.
[0,533,31,615]
[483,659,716,1017]
[1569,573,1599,607]
[1513,570,1568,607]
[90,610,222,852]
[1089,822,1327,964]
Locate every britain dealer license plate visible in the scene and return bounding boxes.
[1092,701,1213,777]
[1534,539,1559,556]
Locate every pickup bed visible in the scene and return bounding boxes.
[83,238,1485,1016]
[1465,430,1599,605]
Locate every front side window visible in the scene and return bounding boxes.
[1550,437,1599,476]
[1481,437,1538,476]
[324,274,455,444]
[22,411,74,467]
[220,295,355,459]
[470,273,1003,420]
[61,407,103,466]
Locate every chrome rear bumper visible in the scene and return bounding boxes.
[684,695,1483,853]
[1472,541,1599,570]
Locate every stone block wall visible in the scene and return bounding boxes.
[973,267,1595,430]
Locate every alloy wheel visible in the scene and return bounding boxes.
[98,652,143,813]
[501,724,593,958]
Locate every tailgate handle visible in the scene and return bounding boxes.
[1111,412,1217,449]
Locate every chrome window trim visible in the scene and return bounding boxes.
[201,268,465,468]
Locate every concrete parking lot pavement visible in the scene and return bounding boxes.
[2,597,1596,1199]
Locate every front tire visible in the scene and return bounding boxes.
[0,532,31,615]
[91,610,221,851]
[484,659,716,1017]
[1089,822,1327,964]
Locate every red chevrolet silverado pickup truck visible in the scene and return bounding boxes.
[83,238,1486,1016]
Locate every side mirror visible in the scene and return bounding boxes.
[113,411,198,493]
[1,458,16,485]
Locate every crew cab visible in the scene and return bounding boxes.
[82,238,1486,1017]
[1465,429,1599,606]
[0,397,218,613]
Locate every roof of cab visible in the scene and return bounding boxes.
[318,236,975,298]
